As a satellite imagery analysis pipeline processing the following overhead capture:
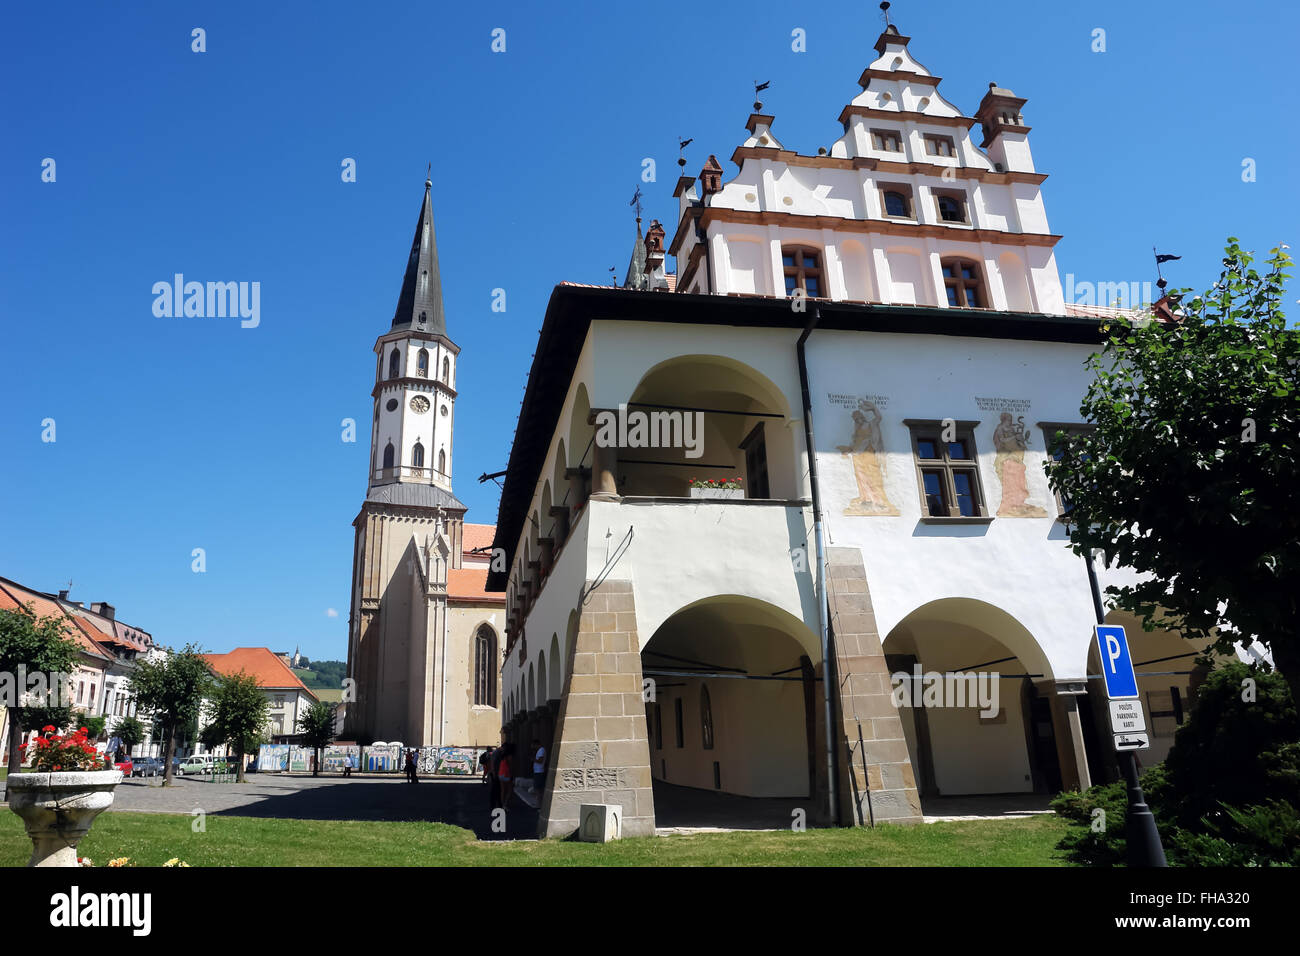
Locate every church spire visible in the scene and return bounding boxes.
[391,176,447,335]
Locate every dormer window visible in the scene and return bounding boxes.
[781,246,822,298]
[935,193,969,224]
[923,134,956,158]
[941,258,985,308]
[870,129,902,152]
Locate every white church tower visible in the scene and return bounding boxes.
[370,177,459,492]
[344,179,477,747]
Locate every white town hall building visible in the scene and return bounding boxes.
[487,22,1216,838]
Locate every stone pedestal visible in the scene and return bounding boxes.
[6,771,123,867]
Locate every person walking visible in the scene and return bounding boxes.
[531,737,547,799]
[485,746,501,810]
[343,752,354,777]
[496,743,514,808]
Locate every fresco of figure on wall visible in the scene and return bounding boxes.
[993,412,1046,517]
[838,400,899,515]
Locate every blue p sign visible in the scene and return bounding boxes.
[1095,625,1139,699]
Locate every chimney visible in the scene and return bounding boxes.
[91,602,116,620]
[58,589,70,601]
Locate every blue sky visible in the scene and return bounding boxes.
[1,0,1295,662]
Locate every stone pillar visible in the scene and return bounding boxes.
[538,579,654,838]
[591,442,618,499]
[824,547,923,825]
[1047,683,1092,792]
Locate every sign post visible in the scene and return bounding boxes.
[1089,611,1166,867]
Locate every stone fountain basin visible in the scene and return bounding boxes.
[6,771,123,866]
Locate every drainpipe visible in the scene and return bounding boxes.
[797,305,839,825]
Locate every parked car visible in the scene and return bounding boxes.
[176,755,212,775]
[114,757,133,775]
[131,756,163,778]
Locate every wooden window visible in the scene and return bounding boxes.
[879,185,913,219]
[474,626,497,707]
[941,258,985,308]
[870,128,902,152]
[782,246,823,298]
[674,697,684,748]
[924,134,956,157]
[934,192,968,224]
[906,420,988,519]
[412,441,425,468]
[701,685,714,750]
[1040,423,1093,521]
[388,349,401,379]
[740,423,770,499]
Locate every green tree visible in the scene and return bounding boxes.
[115,714,146,755]
[82,714,107,741]
[206,671,268,783]
[1047,240,1299,704]
[296,700,337,776]
[130,645,213,786]
[0,603,79,777]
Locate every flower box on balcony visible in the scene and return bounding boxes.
[690,486,744,500]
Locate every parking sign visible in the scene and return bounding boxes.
[1095,624,1139,699]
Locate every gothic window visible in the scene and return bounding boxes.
[474,626,497,707]
[417,349,429,378]
[941,258,985,308]
[412,441,425,468]
[442,356,450,383]
[701,685,714,750]
[388,349,401,379]
[782,246,822,298]
[438,448,446,475]
[382,442,395,470]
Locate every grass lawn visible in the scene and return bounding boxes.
[0,809,1073,866]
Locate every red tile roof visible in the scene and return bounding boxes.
[448,567,506,604]
[201,647,318,699]
[0,578,113,661]
[462,522,496,555]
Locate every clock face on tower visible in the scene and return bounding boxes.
[410,395,430,413]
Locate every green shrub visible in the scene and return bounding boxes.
[1055,660,1298,866]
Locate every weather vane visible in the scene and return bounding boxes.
[753,80,770,112]
[677,137,693,169]
[1153,248,1181,294]
[629,185,643,221]
[880,2,892,28]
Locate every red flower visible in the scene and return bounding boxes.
[79,727,87,734]
[42,725,56,733]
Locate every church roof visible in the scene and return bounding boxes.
[391,179,447,335]
[365,481,466,511]
[623,223,647,290]
[448,567,506,604]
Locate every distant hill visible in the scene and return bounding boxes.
[293,659,346,690]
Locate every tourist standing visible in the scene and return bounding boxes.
[531,737,547,799]
[496,743,514,807]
